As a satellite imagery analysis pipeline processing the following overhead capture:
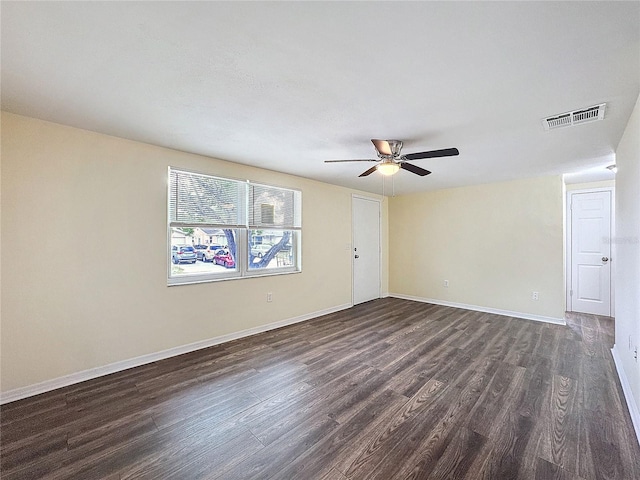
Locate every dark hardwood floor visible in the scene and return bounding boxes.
[2,298,639,479]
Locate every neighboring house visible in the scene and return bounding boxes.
[170,228,192,245]
[250,230,285,247]
[193,227,227,246]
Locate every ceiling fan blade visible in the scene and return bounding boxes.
[400,162,431,176]
[404,148,459,161]
[359,166,379,177]
[371,139,392,156]
[324,159,377,163]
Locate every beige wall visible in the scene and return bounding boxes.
[613,93,640,424]
[0,112,388,394]
[388,176,565,320]
[565,180,615,191]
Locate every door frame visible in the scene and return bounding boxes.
[352,194,382,306]
[565,187,615,316]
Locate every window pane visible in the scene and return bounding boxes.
[248,184,301,228]
[170,228,238,277]
[169,169,243,226]
[248,229,295,270]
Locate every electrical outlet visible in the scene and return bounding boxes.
[267,292,272,302]
[444,280,449,288]
[532,291,539,301]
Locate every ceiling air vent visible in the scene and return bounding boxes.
[543,103,606,131]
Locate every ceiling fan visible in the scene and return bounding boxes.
[325,139,459,177]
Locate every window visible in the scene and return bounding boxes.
[168,168,301,285]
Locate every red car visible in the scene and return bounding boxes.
[213,249,235,268]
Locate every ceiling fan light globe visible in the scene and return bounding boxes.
[376,163,400,176]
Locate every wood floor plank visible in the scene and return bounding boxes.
[534,457,588,480]
[578,411,640,480]
[150,387,262,430]
[333,378,448,477]
[2,299,638,480]
[466,362,527,439]
[422,427,487,480]
[0,393,68,426]
[0,429,68,474]
[358,400,460,479]
[66,411,158,453]
[319,467,349,480]
[345,363,496,480]
[212,413,340,479]
[580,355,628,421]
[255,388,409,480]
[481,412,535,479]
[120,424,263,480]
[512,355,553,419]
[535,374,579,472]
[247,379,370,446]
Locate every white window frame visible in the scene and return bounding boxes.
[167,167,302,286]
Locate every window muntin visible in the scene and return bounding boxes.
[168,168,301,284]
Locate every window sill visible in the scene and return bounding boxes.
[167,268,301,286]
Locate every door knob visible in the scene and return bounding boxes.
[602,257,609,262]
[354,255,359,259]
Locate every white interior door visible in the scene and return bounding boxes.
[353,196,380,305]
[570,190,612,316]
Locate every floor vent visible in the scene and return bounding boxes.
[543,103,606,131]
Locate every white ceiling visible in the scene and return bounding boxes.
[2,1,638,195]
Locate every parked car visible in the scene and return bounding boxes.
[193,244,207,259]
[171,245,197,264]
[198,245,224,262]
[251,244,272,258]
[213,249,235,268]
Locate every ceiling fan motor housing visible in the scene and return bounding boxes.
[387,140,403,157]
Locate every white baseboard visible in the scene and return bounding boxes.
[388,293,566,325]
[0,303,352,405]
[611,346,640,446]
